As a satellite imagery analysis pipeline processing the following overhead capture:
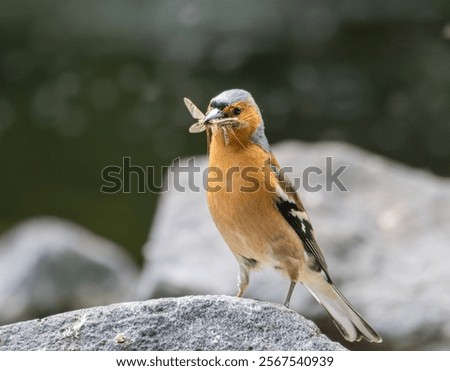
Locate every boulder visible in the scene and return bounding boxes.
[0,216,139,325]
[138,140,450,350]
[0,295,346,351]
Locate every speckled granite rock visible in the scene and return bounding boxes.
[0,295,346,351]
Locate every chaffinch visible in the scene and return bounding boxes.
[186,89,382,343]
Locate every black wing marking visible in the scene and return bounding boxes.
[270,159,330,279]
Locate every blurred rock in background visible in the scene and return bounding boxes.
[138,141,450,351]
[0,217,138,325]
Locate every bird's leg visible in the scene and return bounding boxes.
[237,263,250,297]
[284,281,296,308]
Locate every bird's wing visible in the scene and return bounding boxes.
[269,154,329,273]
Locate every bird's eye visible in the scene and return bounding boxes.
[233,107,242,116]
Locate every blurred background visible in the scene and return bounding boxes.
[0,0,449,350]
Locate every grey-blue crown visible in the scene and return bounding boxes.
[210,89,255,108]
[210,89,270,151]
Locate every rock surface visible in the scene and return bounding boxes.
[138,140,450,351]
[0,295,346,351]
[0,217,139,325]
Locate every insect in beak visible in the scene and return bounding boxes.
[184,96,239,147]
[184,98,206,133]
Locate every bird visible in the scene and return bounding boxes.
[193,88,382,343]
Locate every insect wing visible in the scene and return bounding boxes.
[183,97,205,120]
[189,121,206,133]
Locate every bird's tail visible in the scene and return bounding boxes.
[304,278,382,343]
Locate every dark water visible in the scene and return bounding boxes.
[1,0,449,262]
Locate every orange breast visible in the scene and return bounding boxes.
[206,131,304,277]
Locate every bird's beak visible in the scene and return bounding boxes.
[204,108,225,124]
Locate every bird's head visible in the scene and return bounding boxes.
[204,89,269,151]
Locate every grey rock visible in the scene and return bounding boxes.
[138,140,450,350]
[0,295,346,351]
[0,216,139,325]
